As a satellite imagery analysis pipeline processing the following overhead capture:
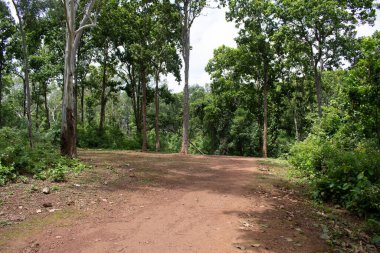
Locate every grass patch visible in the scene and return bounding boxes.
[0,209,82,247]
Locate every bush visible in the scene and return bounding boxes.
[0,127,88,185]
[289,134,380,219]
[0,162,17,186]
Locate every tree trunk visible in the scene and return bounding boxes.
[155,73,160,152]
[294,107,299,141]
[44,82,50,129]
[12,0,33,148]
[314,65,323,118]
[23,78,26,117]
[74,44,81,122]
[80,84,84,123]
[61,0,96,157]
[141,66,148,152]
[99,44,108,132]
[61,23,77,157]
[263,63,268,158]
[180,1,190,155]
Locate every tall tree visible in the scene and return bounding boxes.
[11,0,40,148]
[225,0,283,158]
[0,0,15,127]
[61,0,96,157]
[175,0,206,154]
[150,1,181,152]
[92,0,119,133]
[277,0,376,117]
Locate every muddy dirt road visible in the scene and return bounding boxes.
[0,150,329,253]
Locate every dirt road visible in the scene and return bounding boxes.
[0,151,329,253]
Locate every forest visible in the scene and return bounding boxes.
[0,0,380,252]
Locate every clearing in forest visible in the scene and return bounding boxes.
[1,150,334,252]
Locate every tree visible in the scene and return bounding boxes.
[92,0,119,133]
[150,1,181,152]
[277,0,376,117]
[0,0,15,127]
[61,0,96,157]
[175,0,206,154]
[225,0,283,158]
[11,0,42,148]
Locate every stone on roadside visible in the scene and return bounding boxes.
[42,187,50,194]
[43,202,53,208]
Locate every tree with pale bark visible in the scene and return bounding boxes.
[61,0,96,157]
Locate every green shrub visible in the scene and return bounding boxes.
[289,133,380,220]
[0,162,17,186]
[0,127,88,185]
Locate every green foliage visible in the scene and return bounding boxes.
[290,113,380,222]
[0,162,16,186]
[0,127,87,184]
[77,124,140,150]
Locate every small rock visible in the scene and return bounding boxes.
[285,238,293,242]
[36,209,42,214]
[251,243,261,247]
[73,184,81,187]
[43,202,53,208]
[101,198,107,202]
[55,236,62,239]
[295,243,302,247]
[18,206,23,209]
[233,243,246,250]
[42,187,50,194]
[279,205,285,209]
[9,215,26,222]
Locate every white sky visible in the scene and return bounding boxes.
[166,7,380,93]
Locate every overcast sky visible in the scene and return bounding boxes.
[166,7,380,93]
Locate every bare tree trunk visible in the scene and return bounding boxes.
[35,89,39,129]
[12,0,33,148]
[294,107,299,141]
[44,82,50,129]
[141,66,148,152]
[74,44,81,122]
[180,1,190,155]
[61,26,77,156]
[99,44,108,132]
[61,0,96,157]
[80,84,84,123]
[23,79,26,117]
[263,63,268,158]
[155,73,160,152]
[314,65,322,118]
